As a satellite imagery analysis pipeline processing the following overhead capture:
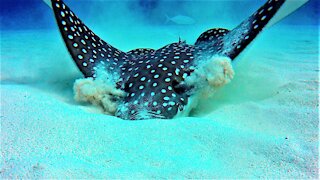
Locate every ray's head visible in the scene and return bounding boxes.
[115,43,196,120]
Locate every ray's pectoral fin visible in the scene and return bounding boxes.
[127,48,155,58]
[51,0,127,78]
[195,28,229,45]
[221,0,286,60]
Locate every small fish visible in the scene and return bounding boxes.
[165,14,196,25]
[47,0,308,120]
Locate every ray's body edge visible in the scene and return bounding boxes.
[48,0,306,120]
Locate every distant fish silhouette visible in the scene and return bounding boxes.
[45,0,308,120]
[165,14,196,25]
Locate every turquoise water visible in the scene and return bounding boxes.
[1,0,319,178]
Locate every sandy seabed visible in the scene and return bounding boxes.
[0,25,319,178]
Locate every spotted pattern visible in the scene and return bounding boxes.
[51,0,286,120]
[116,42,197,119]
[195,28,229,45]
[219,0,286,59]
[51,0,128,77]
[127,48,155,58]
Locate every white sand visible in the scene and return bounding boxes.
[0,25,318,178]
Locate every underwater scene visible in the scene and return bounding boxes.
[1,0,319,178]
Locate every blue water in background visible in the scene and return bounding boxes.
[0,0,318,31]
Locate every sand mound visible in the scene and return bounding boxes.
[73,66,125,115]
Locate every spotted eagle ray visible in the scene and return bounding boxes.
[47,0,308,120]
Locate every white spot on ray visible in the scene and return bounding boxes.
[169,101,175,106]
[175,69,180,75]
[259,9,264,15]
[183,73,188,78]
